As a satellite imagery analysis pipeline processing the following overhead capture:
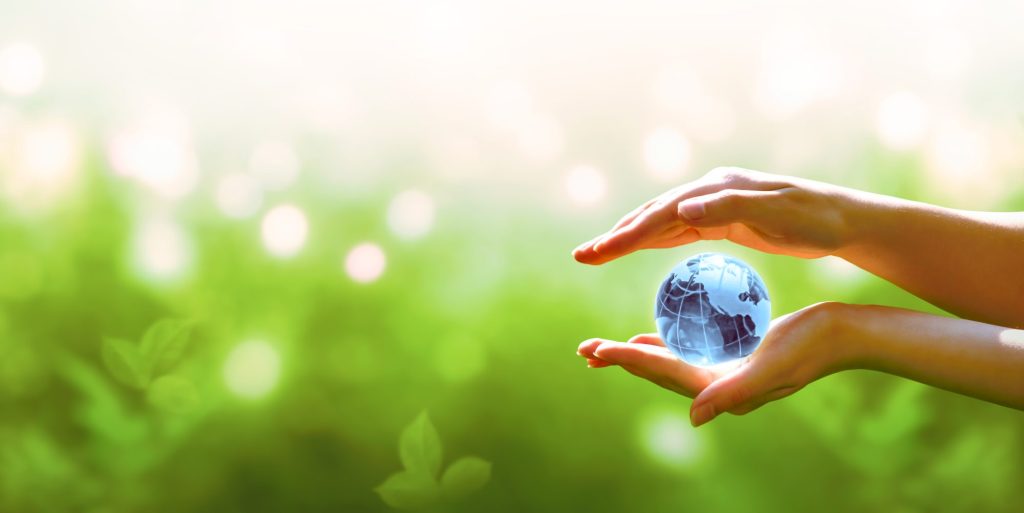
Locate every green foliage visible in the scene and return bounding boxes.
[440,457,492,499]
[400,412,443,479]
[377,412,492,510]
[375,471,442,510]
[101,338,149,389]
[139,319,193,377]
[146,375,200,415]
[101,319,192,390]
[0,155,1021,513]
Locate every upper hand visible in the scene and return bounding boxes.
[578,302,853,426]
[572,167,856,265]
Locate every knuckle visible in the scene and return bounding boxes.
[713,189,748,209]
[707,166,751,183]
[804,301,844,321]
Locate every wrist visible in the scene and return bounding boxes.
[814,301,869,374]
[828,303,884,371]
[830,186,882,259]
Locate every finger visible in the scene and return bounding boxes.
[617,364,699,396]
[677,189,783,229]
[590,205,678,261]
[727,385,803,415]
[577,338,608,359]
[645,227,701,249]
[589,174,782,261]
[627,333,666,347]
[688,360,774,427]
[576,170,786,265]
[587,358,613,368]
[572,242,606,265]
[612,198,658,231]
[594,342,713,397]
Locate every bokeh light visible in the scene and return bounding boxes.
[215,172,263,219]
[4,118,80,210]
[387,190,435,240]
[753,25,846,120]
[875,92,930,151]
[261,204,308,258]
[636,409,704,468]
[108,131,198,200]
[223,340,281,399]
[643,127,691,181]
[132,215,192,282]
[344,242,386,283]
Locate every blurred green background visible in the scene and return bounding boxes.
[1,0,1023,511]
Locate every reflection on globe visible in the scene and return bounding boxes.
[655,252,771,368]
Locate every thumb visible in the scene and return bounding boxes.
[677,189,778,227]
[688,361,767,427]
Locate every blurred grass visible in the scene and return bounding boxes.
[0,151,1022,513]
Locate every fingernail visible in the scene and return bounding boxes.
[690,403,716,427]
[680,200,706,221]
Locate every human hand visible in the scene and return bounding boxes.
[577,302,853,426]
[572,167,857,265]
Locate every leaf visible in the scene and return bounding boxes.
[399,412,442,479]
[147,375,200,414]
[440,456,491,499]
[101,337,148,388]
[375,470,441,510]
[139,319,192,376]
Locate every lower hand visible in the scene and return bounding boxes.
[578,302,853,426]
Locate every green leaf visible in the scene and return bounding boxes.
[440,456,491,499]
[375,470,441,510]
[399,411,442,479]
[139,319,192,376]
[101,337,148,388]
[147,375,200,414]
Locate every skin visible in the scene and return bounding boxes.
[573,167,1024,426]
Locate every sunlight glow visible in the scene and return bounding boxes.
[249,140,300,191]
[564,165,607,206]
[652,65,735,143]
[876,92,929,150]
[5,119,80,209]
[644,127,691,181]
[926,121,991,187]
[0,43,45,96]
[515,112,564,163]
[485,81,533,132]
[753,27,845,120]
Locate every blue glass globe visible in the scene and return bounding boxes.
[655,252,771,368]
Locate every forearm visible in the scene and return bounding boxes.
[837,304,1024,410]
[834,189,1024,328]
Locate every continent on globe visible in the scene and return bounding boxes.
[655,253,771,368]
